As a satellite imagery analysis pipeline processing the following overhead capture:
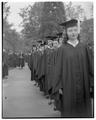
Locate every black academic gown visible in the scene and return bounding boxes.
[16,54,20,67]
[44,47,54,95]
[39,51,46,91]
[8,53,14,68]
[19,55,24,68]
[51,47,63,111]
[51,48,60,92]
[35,51,44,90]
[53,42,94,117]
[47,48,54,93]
[3,52,8,78]
[29,53,34,81]
[36,52,44,80]
[33,51,39,81]
[35,51,42,84]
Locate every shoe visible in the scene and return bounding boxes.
[46,95,49,99]
[54,107,57,111]
[5,76,8,79]
[48,101,52,105]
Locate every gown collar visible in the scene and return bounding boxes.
[67,39,79,47]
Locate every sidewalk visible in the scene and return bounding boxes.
[2,64,60,118]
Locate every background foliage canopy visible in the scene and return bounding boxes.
[3,2,94,52]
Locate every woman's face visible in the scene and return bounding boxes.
[67,26,78,41]
[33,47,36,51]
[48,40,53,47]
[59,38,63,44]
[53,41,58,48]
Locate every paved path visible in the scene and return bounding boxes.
[2,64,60,118]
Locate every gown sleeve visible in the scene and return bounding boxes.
[52,46,63,94]
[86,45,94,97]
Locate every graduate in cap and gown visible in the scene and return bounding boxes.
[53,19,94,117]
[35,41,44,87]
[2,49,9,79]
[39,41,48,93]
[33,45,39,84]
[51,34,64,111]
[44,36,57,97]
[19,52,25,68]
[8,50,15,68]
[15,52,20,67]
[29,45,36,81]
[56,32,64,47]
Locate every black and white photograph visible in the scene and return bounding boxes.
[2,0,94,118]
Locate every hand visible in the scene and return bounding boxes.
[90,87,94,98]
[59,89,63,94]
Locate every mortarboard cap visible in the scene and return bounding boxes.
[56,32,62,37]
[32,44,36,47]
[3,49,6,52]
[41,43,45,46]
[45,36,57,40]
[59,19,78,28]
[43,41,47,45]
[37,40,43,43]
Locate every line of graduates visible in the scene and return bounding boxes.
[28,19,94,118]
[2,50,25,79]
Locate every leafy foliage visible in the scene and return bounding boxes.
[19,2,43,40]
[80,18,94,50]
[3,2,22,52]
[39,2,66,39]
[3,2,10,20]
[19,2,66,50]
[64,2,86,20]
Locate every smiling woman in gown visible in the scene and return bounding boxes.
[52,19,94,117]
